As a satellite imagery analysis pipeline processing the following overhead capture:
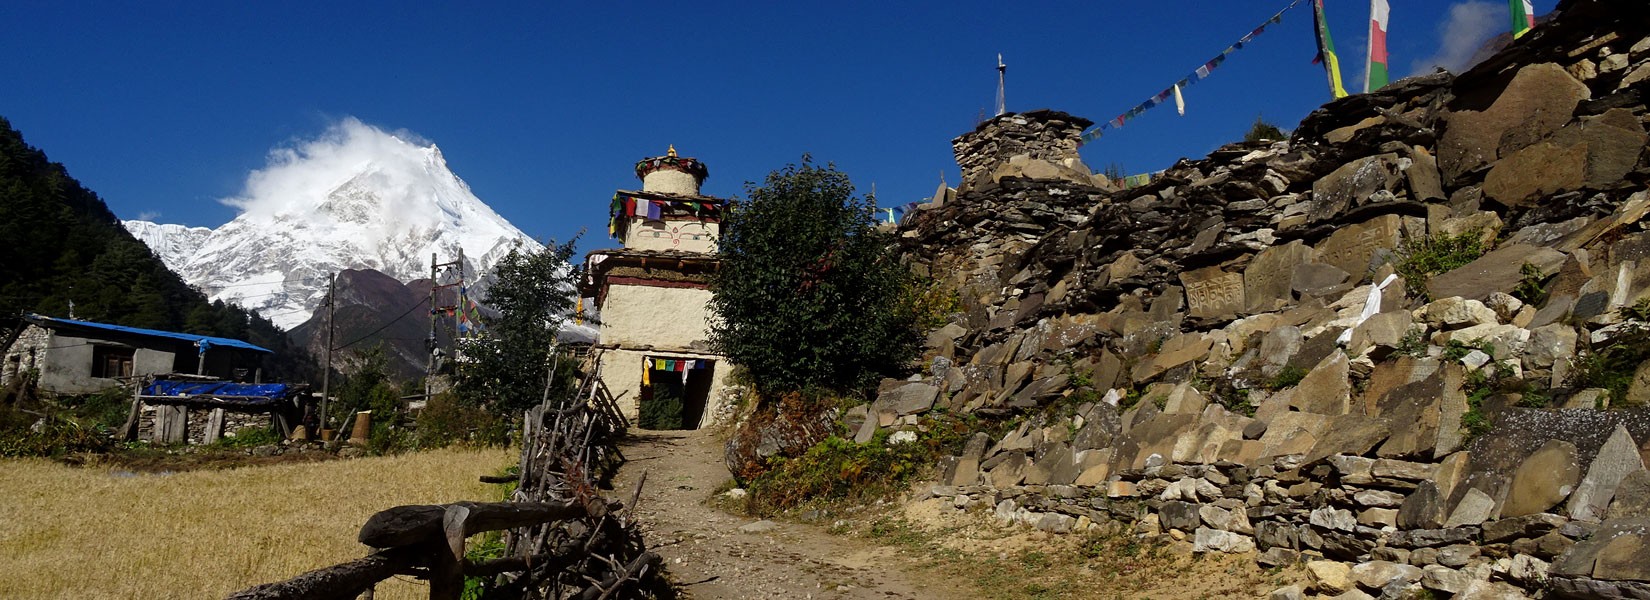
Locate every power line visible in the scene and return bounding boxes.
[331,298,431,352]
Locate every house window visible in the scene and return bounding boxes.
[92,346,134,378]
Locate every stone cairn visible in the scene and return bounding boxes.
[866,1,1650,598]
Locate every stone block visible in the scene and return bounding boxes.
[1315,214,1403,280]
[1438,62,1590,182]
[1246,241,1314,313]
[1503,439,1582,518]
[1307,560,1354,594]
[1181,266,1246,320]
[1566,424,1645,523]
[1427,244,1567,302]
[1193,527,1255,553]
[1290,351,1352,416]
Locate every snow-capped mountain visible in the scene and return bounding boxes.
[123,221,211,272]
[124,119,539,329]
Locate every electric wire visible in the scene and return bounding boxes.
[329,297,431,352]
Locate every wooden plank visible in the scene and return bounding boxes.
[203,407,226,444]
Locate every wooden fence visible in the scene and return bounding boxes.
[228,351,663,600]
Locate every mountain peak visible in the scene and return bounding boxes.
[124,119,538,329]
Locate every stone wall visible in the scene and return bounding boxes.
[597,283,715,351]
[951,110,1099,193]
[137,402,272,445]
[871,2,1650,597]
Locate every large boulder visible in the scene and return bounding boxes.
[1483,108,1648,206]
[1503,439,1583,517]
[725,392,842,481]
[1427,244,1566,302]
[1438,63,1589,182]
[1552,516,1650,583]
[1290,351,1352,416]
[1566,425,1645,523]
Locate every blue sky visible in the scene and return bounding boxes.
[1,1,1552,255]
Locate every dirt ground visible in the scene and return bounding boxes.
[613,428,1306,600]
[613,429,957,599]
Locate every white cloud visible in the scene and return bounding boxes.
[1409,1,1503,76]
[220,117,447,232]
[137,210,161,221]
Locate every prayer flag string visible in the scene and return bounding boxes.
[1078,0,1306,146]
[607,194,725,238]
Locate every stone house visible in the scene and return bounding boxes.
[1,313,272,395]
[580,147,732,429]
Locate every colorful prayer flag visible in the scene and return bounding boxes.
[1173,84,1185,116]
[1366,0,1390,92]
[1312,0,1350,99]
[1509,0,1535,38]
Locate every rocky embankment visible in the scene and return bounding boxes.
[863,1,1650,598]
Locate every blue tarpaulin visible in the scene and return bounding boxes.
[143,380,294,407]
[27,314,271,353]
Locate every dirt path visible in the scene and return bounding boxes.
[612,429,947,599]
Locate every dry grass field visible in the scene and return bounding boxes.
[0,447,515,599]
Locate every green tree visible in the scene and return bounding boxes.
[708,158,921,397]
[1244,116,1287,143]
[458,239,581,414]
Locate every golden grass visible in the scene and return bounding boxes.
[0,447,514,600]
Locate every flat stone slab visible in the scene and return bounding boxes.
[1427,244,1566,302]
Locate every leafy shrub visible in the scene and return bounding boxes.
[908,276,963,331]
[1396,327,1429,358]
[0,414,112,457]
[1266,365,1308,390]
[1619,298,1650,322]
[417,391,509,447]
[744,424,954,515]
[708,159,922,396]
[1393,230,1487,300]
[1513,262,1550,305]
[1569,329,1650,408]
[1244,116,1287,143]
[211,426,281,449]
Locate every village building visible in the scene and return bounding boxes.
[579,147,732,429]
[1,314,309,445]
[1,313,272,394]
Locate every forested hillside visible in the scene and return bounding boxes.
[0,116,314,382]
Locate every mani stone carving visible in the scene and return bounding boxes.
[1180,266,1246,319]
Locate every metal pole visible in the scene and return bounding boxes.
[321,272,335,432]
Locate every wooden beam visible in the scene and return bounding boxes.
[224,549,418,600]
[357,501,593,549]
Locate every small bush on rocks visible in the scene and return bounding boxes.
[1266,365,1308,390]
[1393,230,1486,300]
[744,421,960,515]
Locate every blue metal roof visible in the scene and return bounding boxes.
[27,314,272,353]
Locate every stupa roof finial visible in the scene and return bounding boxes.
[667,144,677,158]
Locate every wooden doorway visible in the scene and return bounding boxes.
[639,358,714,430]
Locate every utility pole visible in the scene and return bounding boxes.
[321,272,336,434]
[426,252,465,396]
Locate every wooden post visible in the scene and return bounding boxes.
[203,407,226,444]
[118,376,143,442]
[428,504,470,600]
